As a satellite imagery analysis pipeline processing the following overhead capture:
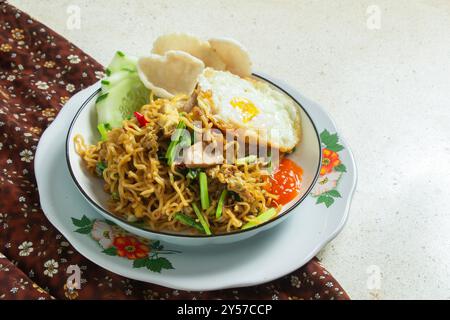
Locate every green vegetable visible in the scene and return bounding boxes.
[192,203,211,235]
[199,172,210,210]
[173,121,186,140]
[95,92,109,103]
[174,213,204,233]
[165,121,186,165]
[229,191,241,202]
[97,123,111,141]
[236,155,258,165]
[111,192,119,200]
[106,51,138,74]
[95,161,107,177]
[216,189,228,219]
[95,52,150,130]
[96,74,149,128]
[186,168,200,180]
[241,208,277,230]
[100,70,129,92]
[179,130,192,148]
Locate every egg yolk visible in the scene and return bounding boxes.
[266,158,303,207]
[230,97,260,123]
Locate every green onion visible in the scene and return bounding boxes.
[95,161,107,177]
[216,189,228,219]
[165,121,186,165]
[95,92,109,103]
[199,172,210,210]
[229,191,241,202]
[101,79,110,85]
[173,121,187,141]
[179,131,192,148]
[186,168,200,180]
[116,50,125,57]
[174,212,205,233]
[241,208,277,230]
[111,192,119,200]
[97,123,110,141]
[105,68,111,76]
[192,203,211,235]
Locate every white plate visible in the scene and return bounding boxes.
[35,72,357,291]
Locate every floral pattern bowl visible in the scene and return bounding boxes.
[64,75,323,246]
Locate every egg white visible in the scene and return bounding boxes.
[197,68,301,152]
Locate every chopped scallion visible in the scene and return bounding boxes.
[97,123,111,141]
[165,121,186,165]
[229,191,241,202]
[95,92,109,103]
[174,212,205,233]
[199,172,210,210]
[216,189,228,219]
[192,203,211,235]
[241,208,277,230]
[179,131,192,148]
[95,161,107,177]
[186,168,200,180]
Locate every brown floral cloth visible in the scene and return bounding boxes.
[0,1,350,300]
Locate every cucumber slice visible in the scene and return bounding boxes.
[96,51,150,133]
[96,74,149,128]
[105,51,138,75]
[100,70,129,92]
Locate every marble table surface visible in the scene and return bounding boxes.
[9,0,450,299]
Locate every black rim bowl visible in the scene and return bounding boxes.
[65,73,322,239]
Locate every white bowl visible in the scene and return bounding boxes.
[65,75,322,246]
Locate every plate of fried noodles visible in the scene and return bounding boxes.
[36,34,356,288]
[62,34,325,245]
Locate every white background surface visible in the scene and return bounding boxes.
[9,0,450,299]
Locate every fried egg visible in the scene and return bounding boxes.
[197,68,301,152]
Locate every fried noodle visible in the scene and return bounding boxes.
[74,94,279,235]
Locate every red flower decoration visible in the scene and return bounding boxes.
[113,236,149,260]
[320,148,340,175]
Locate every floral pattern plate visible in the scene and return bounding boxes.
[35,72,357,291]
